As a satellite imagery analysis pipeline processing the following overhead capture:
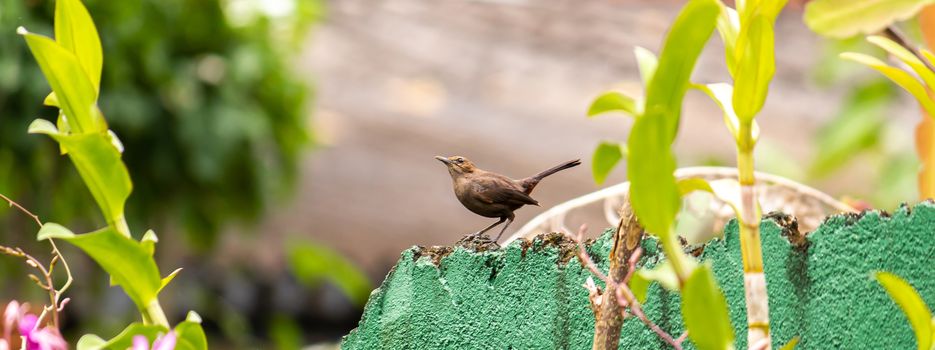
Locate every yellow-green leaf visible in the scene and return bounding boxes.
[804,0,935,39]
[867,36,935,90]
[55,0,103,93]
[588,92,639,117]
[592,141,625,185]
[693,83,760,142]
[18,28,104,133]
[628,0,719,237]
[634,46,658,88]
[76,323,167,350]
[683,265,735,350]
[38,225,162,311]
[677,177,714,196]
[716,4,740,77]
[174,311,209,350]
[732,15,775,121]
[876,271,933,350]
[29,127,131,227]
[842,52,935,117]
[779,336,800,350]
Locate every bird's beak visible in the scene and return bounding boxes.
[434,156,451,165]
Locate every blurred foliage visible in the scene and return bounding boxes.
[0,0,321,248]
[287,240,372,307]
[807,36,919,208]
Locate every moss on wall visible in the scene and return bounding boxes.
[342,203,935,349]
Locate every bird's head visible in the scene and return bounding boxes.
[434,155,477,176]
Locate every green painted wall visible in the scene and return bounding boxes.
[342,203,935,349]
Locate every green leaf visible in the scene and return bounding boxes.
[160,268,182,292]
[779,336,800,350]
[804,0,935,39]
[55,0,103,93]
[39,225,162,311]
[867,36,935,90]
[28,129,131,226]
[628,273,651,304]
[44,92,60,107]
[18,28,104,133]
[174,311,209,350]
[841,52,935,117]
[141,229,158,256]
[682,265,735,350]
[592,141,625,185]
[693,83,760,142]
[876,271,933,350]
[637,260,680,291]
[588,92,640,117]
[716,4,740,77]
[37,222,76,240]
[808,81,891,177]
[628,0,719,236]
[732,15,775,121]
[634,46,658,88]
[76,335,106,350]
[288,241,372,306]
[677,177,714,196]
[77,323,167,350]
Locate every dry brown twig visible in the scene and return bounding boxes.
[0,192,73,329]
[569,224,687,350]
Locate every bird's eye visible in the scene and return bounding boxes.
[456,158,464,163]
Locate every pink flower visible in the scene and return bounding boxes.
[18,314,67,350]
[132,332,176,350]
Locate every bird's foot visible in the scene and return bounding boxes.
[456,233,500,251]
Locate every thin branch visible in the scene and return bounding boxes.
[570,225,685,350]
[885,25,935,73]
[0,192,73,329]
[0,192,42,227]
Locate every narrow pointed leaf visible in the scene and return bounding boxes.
[716,4,740,77]
[779,336,800,350]
[588,92,639,117]
[693,83,760,141]
[627,0,719,236]
[842,52,935,117]
[592,141,625,184]
[868,36,935,90]
[732,15,775,121]
[634,46,658,88]
[804,0,935,39]
[55,0,103,93]
[19,29,103,133]
[876,271,933,350]
[40,226,162,311]
[28,129,131,226]
[683,265,735,350]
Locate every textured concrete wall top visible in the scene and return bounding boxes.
[342,203,935,349]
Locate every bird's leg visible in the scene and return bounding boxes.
[469,217,506,238]
[491,216,514,243]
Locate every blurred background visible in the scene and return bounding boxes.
[0,0,922,348]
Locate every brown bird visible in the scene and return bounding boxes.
[435,156,581,243]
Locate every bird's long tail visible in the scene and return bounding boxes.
[522,159,581,193]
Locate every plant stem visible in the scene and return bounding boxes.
[737,121,771,349]
[144,299,170,328]
[592,199,644,350]
[114,215,131,238]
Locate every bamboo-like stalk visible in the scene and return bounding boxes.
[737,121,771,349]
[592,199,644,349]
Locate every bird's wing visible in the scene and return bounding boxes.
[471,176,539,206]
